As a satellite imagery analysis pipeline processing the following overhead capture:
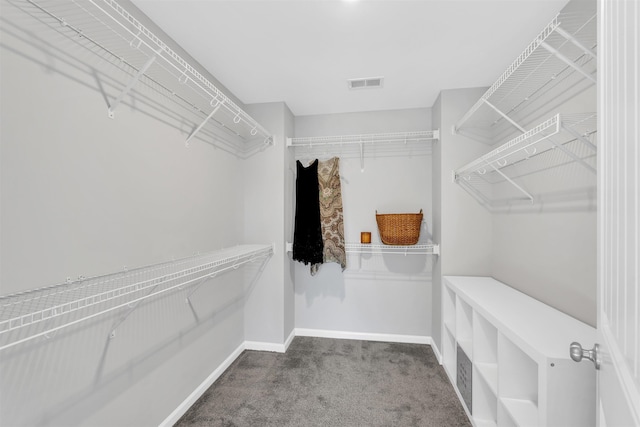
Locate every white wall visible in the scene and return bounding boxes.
[242,102,295,346]
[293,109,435,339]
[0,1,255,425]
[431,88,495,354]
[490,87,597,326]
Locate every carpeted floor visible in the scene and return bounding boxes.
[176,337,471,427]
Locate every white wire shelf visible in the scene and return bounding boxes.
[454,0,596,144]
[17,0,273,155]
[454,113,597,208]
[286,242,439,256]
[0,244,273,351]
[287,130,438,169]
[287,131,439,148]
[345,243,440,256]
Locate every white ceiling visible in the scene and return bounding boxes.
[131,0,570,117]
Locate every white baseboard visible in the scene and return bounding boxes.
[159,342,245,427]
[294,328,432,346]
[284,328,295,351]
[430,339,442,364]
[244,340,287,353]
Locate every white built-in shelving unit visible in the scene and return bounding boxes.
[0,245,273,352]
[453,1,596,144]
[442,276,596,427]
[20,0,272,156]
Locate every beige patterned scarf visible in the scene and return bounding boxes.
[311,157,346,275]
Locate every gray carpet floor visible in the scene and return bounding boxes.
[176,337,471,427]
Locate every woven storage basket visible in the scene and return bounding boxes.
[375,209,423,245]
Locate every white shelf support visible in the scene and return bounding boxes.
[548,137,597,174]
[481,99,527,133]
[562,124,597,151]
[185,100,223,146]
[539,41,597,84]
[554,26,597,60]
[487,161,534,203]
[108,53,157,118]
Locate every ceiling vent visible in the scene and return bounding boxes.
[347,77,384,90]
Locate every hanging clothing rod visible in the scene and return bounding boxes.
[287,130,439,147]
[22,0,273,150]
[454,113,597,207]
[0,244,274,351]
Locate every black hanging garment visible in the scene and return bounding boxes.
[293,159,324,266]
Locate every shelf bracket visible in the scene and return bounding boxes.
[185,273,217,302]
[548,137,597,174]
[487,161,534,203]
[482,99,527,133]
[554,26,597,60]
[108,54,157,119]
[109,281,163,338]
[185,100,223,146]
[562,125,597,152]
[359,141,365,172]
[540,41,597,84]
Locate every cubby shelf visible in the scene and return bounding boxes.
[442,276,597,427]
[500,398,539,426]
[0,244,274,351]
[476,362,498,396]
[453,1,596,144]
[20,0,273,156]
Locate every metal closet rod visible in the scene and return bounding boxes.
[0,244,274,352]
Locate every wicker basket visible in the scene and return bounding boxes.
[375,209,423,245]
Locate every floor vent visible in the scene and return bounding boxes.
[347,77,384,90]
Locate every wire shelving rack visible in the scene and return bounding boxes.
[345,243,440,256]
[0,244,274,351]
[286,242,439,256]
[454,113,597,207]
[287,131,439,170]
[453,1,597,144]
[17,0,273,156]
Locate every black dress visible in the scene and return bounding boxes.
[293,159,324,266]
